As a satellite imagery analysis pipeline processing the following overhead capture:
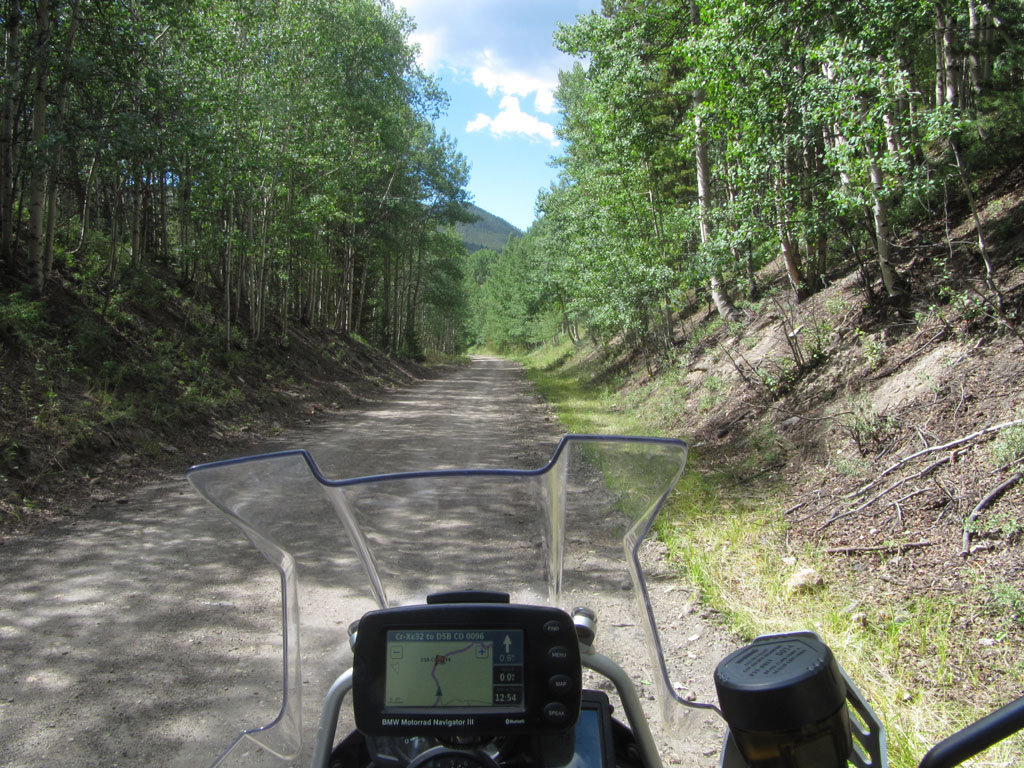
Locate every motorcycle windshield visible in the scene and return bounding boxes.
[187,434,700,767]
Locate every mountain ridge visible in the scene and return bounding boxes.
[457,204,522,253]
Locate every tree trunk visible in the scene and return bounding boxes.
[942,7,959,108]
[157,160,169,264]
[691,0,741,324]
[382,251,392,350]
[696,113,741,322]
[935,5,946,107]
[709,273,740,322]
[869,159,904,299]
[224,205,233,352]
[777,149,807,301]
[43,0,80,279]
[26,0,50,293]
[1,0,22,275]
[130,174,142,265]
[353,258,368,337]
[344,234,355,332]
[966,0,985,103]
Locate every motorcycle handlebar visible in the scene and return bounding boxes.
[917,694,1024,768]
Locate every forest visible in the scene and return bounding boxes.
[467,0,1024,355]
[4,0,1023,373]
[0,0,472,357]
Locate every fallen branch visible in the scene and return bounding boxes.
[826,540,934,555]
[846,419,1024,501]
[988,454,1024,477]
[822,449,967,528]
[894,487,930,505]
[784,500,808,515]
[961,471,1024,557]
[874,328,946,378]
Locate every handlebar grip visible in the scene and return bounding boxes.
[918,694,1024,768]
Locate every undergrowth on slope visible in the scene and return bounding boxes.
[516,339,1022,768]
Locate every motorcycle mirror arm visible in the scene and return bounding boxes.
[582,648,665,768]
[311,669,354,768]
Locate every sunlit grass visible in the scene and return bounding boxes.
[519,341,651,435]
[423,349,471,365]
[515,340,1024,768]
[663,499,983,766]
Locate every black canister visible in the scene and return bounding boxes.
[714,633,852,768]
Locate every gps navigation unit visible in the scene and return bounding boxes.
[384,628,525,711]
[352,602,582,736]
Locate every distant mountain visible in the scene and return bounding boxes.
[456,204,522,253]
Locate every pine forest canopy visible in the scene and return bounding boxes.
[468,0,1024,353]
[1,0,474,357]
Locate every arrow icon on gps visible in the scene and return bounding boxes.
[503,635,512,655]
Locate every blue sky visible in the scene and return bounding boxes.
[394,1,599,232]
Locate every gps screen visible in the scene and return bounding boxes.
[384,628,525,712]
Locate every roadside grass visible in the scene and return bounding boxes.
[516,341,1022,768]
[422,349,472,365]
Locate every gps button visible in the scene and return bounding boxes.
[549,674,572,694]
[547,645,569,662]
[543,702,570,725]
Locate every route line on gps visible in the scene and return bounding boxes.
[431,642,492,705]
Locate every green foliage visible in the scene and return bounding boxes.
[466,0,1024,358]
[1,0,474,357]
[465,228,567,351]
[0,293,48,346]
[70,315,119,364]
[757,357,800,399]
[697,374,726,412]
[746,422,789,467]
[987,583,1024,629]
[805,320,834,368]
[683,317,722,354]
[990,419,1024,467]
[964,508,1024,540]
[836,396,899,456]
[855,329,886,369]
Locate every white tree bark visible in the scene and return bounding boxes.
[869,159,903,298]
[691,0,741,323]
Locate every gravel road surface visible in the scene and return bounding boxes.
[1,357,732,767]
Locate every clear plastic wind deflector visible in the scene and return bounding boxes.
[187,435,705,767]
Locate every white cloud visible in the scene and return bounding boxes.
[466,95,559,146]
[394,2,591,119]
[408,29,442,72]
[471,50,557,115]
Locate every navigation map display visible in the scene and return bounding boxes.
[384,628,525,712]
[352,602,581,736]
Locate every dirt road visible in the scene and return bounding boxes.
[0,357,731,767]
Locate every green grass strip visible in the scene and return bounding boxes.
[514,340,1024,768]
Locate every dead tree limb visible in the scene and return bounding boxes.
[827,540,934,555]
[822,449,967,528]
[846,419,1024,501]
[961,471,1024,557]
[874,328,947,377]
